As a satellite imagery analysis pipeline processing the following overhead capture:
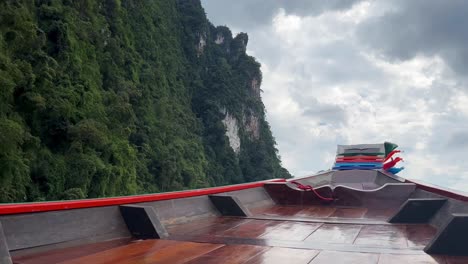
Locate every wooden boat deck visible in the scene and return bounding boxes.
[12,205,468,264]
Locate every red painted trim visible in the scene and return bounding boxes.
[336,156,384,161]
[0,178,286,215]
[406,179,468,202]
[335,159,383,163]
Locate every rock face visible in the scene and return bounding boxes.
[220,109,261,151]
[197,33,206,56]
[181,12,293,183]
[215,34,224,44]
[244,113,260,140]
[250,77,261,98]
[221,111,241,153]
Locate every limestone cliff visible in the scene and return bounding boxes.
[0,0,291,202]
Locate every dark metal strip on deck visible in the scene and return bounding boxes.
[389,198,447,223]
[120,205,168,239]
[0,222,12,264]
[166,234,426,255]
[425,213,468,255]
[238,215,397,225]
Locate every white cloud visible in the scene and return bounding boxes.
[450,92,468,117]
[203,0,468,192]
[367,55,445,90]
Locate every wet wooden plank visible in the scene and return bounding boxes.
[364,209,397,220]
[167,233,426,255]
[445,255,468,264]
[199,221,254,237]
[305,224,363,244]
[245,247,319,264]
[258,206,306,216]
[245,215,391,225]
[405,225,437,248]
[166,217,248,236]
[19,207,450,263]
[165,217,221,235]
[310,250,379,264]
[190,218,251,237]
[186,245,268,264]
[254,206,395,221]
[260,222,322,241]
[354,225,407,248]
[249,206,275,215]
[295,207,336,218]
[12,238,132,264]
[330,208,367,218]
[221,220,283,238]
[114,241,223,264]
[259,206,392,220]
[378,254,445,264]
[59,240,180,264]
[246,247,319,264]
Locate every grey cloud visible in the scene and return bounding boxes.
[300,41,385,85]
[202,0,468,190]
[446,131,468,149]
[357,0,468,76]
[203,0,383,79]
[261,38,385,88]
[303,104,347,126]
[201,0,362,29]
[294,95,348,126]
[421,112,468,172]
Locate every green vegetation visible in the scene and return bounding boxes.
[0,0,291,203]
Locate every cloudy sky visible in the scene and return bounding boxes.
[202,0,468,191]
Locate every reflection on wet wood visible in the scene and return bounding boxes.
[378,253,445,264]
[364,208,396,220]
[354,225,408,248]
[165,217,223,235]
[405,225,437,248]
[114,242,223,264]
[245,215,391,225]
[310,250,379,264]
[245,247,319,264]
[261,206,305,216]
[330,208,367,218]
[295,207,336,218]
[260,222,322,241]
[445,255,468,264]
[186,245,268,264]
[12,238,132,264]
[60,240,222,264]
[58,240,180,264]
[167,233,423,255]
[166,217,249,236]
[305,224,363,244]
[221,220,283,238]
[254,205,394,220]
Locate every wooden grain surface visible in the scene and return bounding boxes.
[12,205,468,264]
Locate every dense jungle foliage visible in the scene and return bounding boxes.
[0,0,291,202]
